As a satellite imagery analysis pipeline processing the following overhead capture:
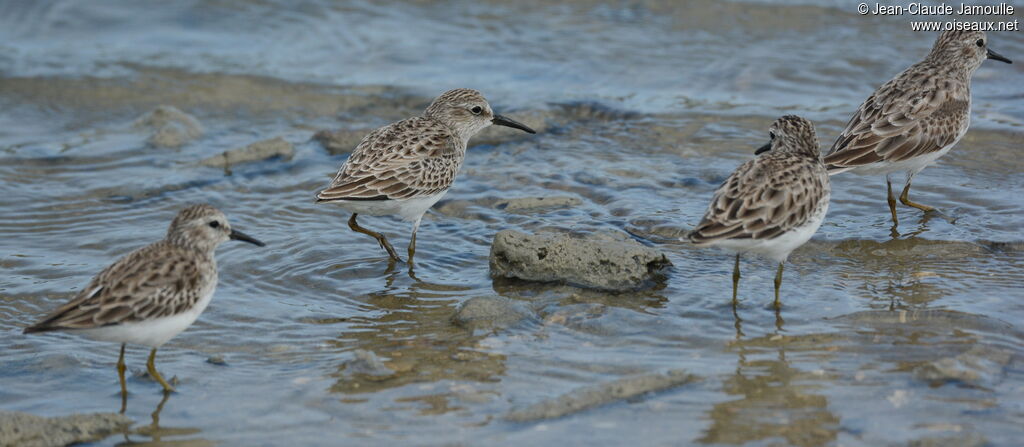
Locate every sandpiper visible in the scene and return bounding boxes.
[23,204,264,396]
[315,88,536,263]
[687,116,831,309]
[824,30,1011,228]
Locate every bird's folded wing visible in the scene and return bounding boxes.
[26,244,202,330]
[316,119,460,202]
[689,157,828,244]
[824,74,967,171]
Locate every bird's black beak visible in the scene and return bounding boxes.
[492,114,536,134]
[230,229,265,247]
[755,142,772,155]
[987,48,1012,64]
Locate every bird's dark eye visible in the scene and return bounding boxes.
[208,221,220,229]
[470,106,483,115]
[769,131,776,140]
[976,39,984,47]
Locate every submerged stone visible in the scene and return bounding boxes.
[134,105,204,148]
[312,128,371,155]
[0,411,132,447]
[199,137,294,169]
[505,369,697,422]
[494,196,582,213]
[343,350,395,380]
[451,296,533,330]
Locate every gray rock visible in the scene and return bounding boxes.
[0,411,132,447]
[312,128,371,155]
[133,105,203,148]
[489,230,671,291]
[343,350,395,380]
[494,196,581,213]
[199,137,294,168]
[505,369,697,422]
[452,296,532,330]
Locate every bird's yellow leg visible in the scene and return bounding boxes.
[117,344,127,413]
[773,263,784,310]
[899,180,935,212]
[407,217,421,265]
[731,254,741,306]
[348,214,401,261]
[887,178,899,227]
[146,348,175,393]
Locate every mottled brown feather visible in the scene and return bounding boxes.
[690,151,830,245]
[824,32,979,173]
[24,241,214,332]
[316,116,463,202]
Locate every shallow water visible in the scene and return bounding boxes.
[1,1,1023,445]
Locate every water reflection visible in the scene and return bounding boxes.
[701,308,1022,445]
[889,210,944,239]
[825,238,1011,307]
[116,392,211,446]
[492,279,669,314]
[702,316,840,446]
[699,349,840,446]
[325,277,505,412]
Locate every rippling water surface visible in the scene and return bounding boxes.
[1,1,1023,445]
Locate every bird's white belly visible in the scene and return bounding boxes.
[74,288,215,348]
[843,143,957,176]
[713,198,829,263]
[332,191,448,222]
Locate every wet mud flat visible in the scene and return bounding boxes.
[1,74,1021,445]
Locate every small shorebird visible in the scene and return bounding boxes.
[687,116,830,309]
[824,30,1011,228]
[315,88,536,263]
[24,204,264,396]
